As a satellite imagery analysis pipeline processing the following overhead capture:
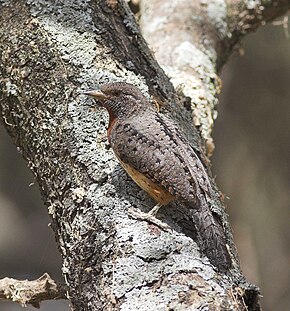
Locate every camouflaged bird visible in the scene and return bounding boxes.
[85,82,231,271]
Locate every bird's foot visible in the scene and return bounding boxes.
[148,203,162,216]
[128,207,171,231]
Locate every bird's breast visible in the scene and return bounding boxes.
[107,109,118,142]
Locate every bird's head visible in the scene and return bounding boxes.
[84,82,150,119]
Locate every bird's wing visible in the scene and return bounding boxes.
[110,112,211,204]
[156,113,213,195]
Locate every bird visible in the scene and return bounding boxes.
[85,82,231,271]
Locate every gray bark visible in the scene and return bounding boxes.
[140,0,290,153]
[0,0,288,310]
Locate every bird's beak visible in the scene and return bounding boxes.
[84,90,109,101]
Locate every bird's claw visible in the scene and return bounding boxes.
[128,207,171,231]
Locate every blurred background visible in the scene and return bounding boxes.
[213,19,290,310]
[0,18,289,311]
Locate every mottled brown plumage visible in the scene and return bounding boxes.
[85,82,231,271]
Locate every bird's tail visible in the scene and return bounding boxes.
[190,199,232,272]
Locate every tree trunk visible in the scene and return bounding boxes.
[0,0,288,310]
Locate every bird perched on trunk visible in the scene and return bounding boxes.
[85,82,231,272]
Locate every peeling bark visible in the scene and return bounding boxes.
[0,0,288,310]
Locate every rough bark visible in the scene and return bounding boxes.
[140,0,290,153]
[0,0,288,310]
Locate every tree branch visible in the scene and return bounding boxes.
[140,0,290,153]
[0,274,67,308]
[227,0,290,52]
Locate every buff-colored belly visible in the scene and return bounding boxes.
[118,159,175,206]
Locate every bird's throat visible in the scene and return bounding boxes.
[107,109,117,143]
